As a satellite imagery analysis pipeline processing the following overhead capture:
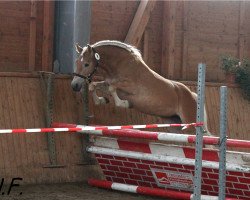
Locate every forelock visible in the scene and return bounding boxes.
[81,46,88,56]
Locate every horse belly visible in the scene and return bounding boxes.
[129,96,178,117]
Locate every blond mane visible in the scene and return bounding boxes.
[92,40,142,58]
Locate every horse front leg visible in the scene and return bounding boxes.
[89,82,109,105]
[108,86,130,108]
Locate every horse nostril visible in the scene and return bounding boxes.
[71,79,83,92]
[71,82,79,91]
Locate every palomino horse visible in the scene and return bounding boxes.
[71,40,210,135]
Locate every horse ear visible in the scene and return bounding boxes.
[75,44,83,54]
[87,44,92,52]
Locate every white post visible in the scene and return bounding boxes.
[218,86,228,200]
[193,63,206,200]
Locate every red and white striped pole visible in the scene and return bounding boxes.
[88,179,239,200]
[2,122,249,149]
[0,122,203,134]
[52,123,250,149]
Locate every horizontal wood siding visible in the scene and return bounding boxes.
[0,76,100,184]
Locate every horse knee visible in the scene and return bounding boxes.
[94,97,109,105]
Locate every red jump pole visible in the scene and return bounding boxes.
[88,179,240,200]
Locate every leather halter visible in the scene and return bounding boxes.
[73,47,100,83]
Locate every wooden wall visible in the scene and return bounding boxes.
[0,75,101,184]
[0,1,54,72]
[91,1,250,82]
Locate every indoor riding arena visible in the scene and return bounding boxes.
[0,1,250,200]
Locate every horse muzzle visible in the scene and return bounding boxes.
[71,79,82,92]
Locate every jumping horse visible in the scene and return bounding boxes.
[71,40,210,135]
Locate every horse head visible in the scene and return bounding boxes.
[71,44,100,91]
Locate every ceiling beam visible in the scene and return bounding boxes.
[125,0,156,47]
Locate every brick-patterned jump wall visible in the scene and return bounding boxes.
[89,137,250,200]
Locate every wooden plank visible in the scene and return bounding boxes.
[143,29,149,62]
[32,78,50,182]
[181,32,188,80]
[239,1,246,35]
[63,82,82,166]
[161,1,176,79]
[11,78,27,180]
[212,87,220,136]
[3,77,19,180]
[161,2,168,78]
[181,1,189,80]
[186,32,238,81]
[0,79,9,180]
[227,89,238,139]
[238,1,246,60]
[233,88,244,138]
[238,36,245,60]
[42,1,55,72]
[0,9,30,71]
[53,80,67,179]
[187,1,239,35]
[125,0,156,47]
[28,1,37,71]
[20,79,38,183]
[0,72,72,79]
[28,79,47,183]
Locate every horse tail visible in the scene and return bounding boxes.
[191,92,213,136]
[203,106,213,136]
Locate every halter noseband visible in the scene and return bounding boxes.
[73,47,100,83]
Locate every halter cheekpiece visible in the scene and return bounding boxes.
[73,46,100,83]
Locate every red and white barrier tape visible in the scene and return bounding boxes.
[0,122,203,134]
[88,179,239,200]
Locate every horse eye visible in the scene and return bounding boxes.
[84,63,89,67]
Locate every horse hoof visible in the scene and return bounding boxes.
[95,97,109,105]
[120,101,130,108]
[104,97,109,104]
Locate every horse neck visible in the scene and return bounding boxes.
[95,45,154,83]
[95,46,132,76]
